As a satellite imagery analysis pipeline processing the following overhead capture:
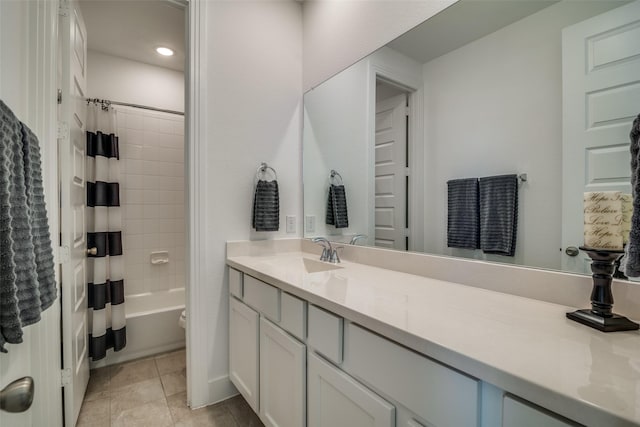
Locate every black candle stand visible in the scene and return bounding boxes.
[566,247,639,332]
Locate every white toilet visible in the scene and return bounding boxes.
[178,310,186,329]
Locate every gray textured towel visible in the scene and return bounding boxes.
[479,174,518,257]
[621,114,640,277]
[326,184,349,228]
[252,179,279,232]
[0,100,57,353]
[447,178,480,249]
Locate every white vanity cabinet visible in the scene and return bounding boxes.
[228,268,306,427]
[260,317,306,427]
[229,295,260,412]
[307,351,396,427]
[227,264,584,427]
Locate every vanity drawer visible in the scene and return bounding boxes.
[503,395,575,427]
[308,305,343,364]
[345,323,480,427]
[243,275,280,322]
[229,268,243,298]
[280,292,306,341]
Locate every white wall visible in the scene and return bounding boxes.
[302,0,455,91]
[422,1,620,270]
[196,0,303,405]
[87,50,184,112]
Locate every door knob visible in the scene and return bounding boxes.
[87,247,97,256]
[0,377,34,413]
[565,246,580,257]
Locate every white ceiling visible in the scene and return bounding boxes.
[387,0,560,64]
[79,0,185,72]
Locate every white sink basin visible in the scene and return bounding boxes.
[302,258,343,273]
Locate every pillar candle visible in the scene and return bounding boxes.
[584,191,623,249]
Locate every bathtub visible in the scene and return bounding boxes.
[90,288,186,368]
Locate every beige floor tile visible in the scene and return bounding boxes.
[166,391,193,423]
[155,348,186,375]
[85,367,111,402]
[110,357,159,390]
[225,395,264,427]
[76,397,110,427]
[111,397,173,427]
[160,367,187,397]
[110,377,166,416]
[167,392,238,427]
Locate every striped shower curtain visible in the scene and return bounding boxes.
[86,101,126,360]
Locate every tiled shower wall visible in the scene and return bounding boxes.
[117,106,185,296]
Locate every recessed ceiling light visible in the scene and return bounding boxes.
[156,47,174,57]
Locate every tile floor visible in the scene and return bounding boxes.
[77,349,264,427]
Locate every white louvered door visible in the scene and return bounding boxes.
[59,0,90,425]
[561,1,640,273]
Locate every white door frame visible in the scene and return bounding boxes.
[185,0,211,409]
[367,49,424,253]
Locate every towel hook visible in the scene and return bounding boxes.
[518,173,527,183]
[256,162,277,182]
[330,169,344,185]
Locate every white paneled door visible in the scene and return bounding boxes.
[0,1,62,427]
[374,93,408,250]
[59,0,90,425]
[562,1,640,273]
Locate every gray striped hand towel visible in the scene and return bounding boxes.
[479,174,518,257]
[326,184,349,228]
[447,178,480,249]
[252,179,279,231]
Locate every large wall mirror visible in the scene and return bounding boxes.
[303,0,639,277]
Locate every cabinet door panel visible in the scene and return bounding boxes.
[503,396,576,427]
[229,297,260,412]
[260,317,306,427]
[308,352,395,427]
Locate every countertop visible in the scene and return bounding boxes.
[227,251,640,427]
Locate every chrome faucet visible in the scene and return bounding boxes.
[311,237,332,261]
[349,234,367,245]
[329,246,343,264]
[311,237,342,264]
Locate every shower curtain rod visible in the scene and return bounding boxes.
[86,98,184,116]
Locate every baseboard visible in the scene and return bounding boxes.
[197,375,238,409]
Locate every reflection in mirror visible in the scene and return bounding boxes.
[303,0,637,277]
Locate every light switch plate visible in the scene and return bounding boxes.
[305,215,316,233]
[286,215,296,234]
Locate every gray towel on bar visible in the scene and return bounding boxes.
[0,100,57,353]
[479,174,518,257]
[252,179,279,231]
[621,114,640,277]
[447,178,480,249]
[326,184,349,228]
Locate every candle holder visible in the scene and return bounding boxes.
[566,247,639,332]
